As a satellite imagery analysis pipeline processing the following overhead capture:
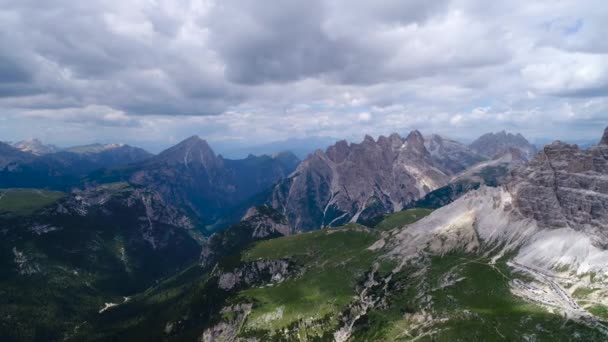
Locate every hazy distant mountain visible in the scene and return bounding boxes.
[216,136,338,160]
[469,130,536,160]
[424,134,486,174]
[269,131,483,230]
[11,139,60,155]
[0,143,153,190]
[407,147,528,210]
[0,141,34,169]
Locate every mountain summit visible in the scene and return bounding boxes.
[12,139,59,155]
[600,127,608,145]
[469,130,536,160]
[153,135,219,169]
[269,131,482,230]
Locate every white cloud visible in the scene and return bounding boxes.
[0,0,606,148]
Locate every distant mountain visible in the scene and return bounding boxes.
[469,130,536,160]
[424,134,486,174]
[217,136,338,160]
[406,147,528,210]
[89,136,300,231]
[0,143,153,190]
[0,141,34,169]
[11,139,60,155]
[268,131,484,230]
[64,143,142,155]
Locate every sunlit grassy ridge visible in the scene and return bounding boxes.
[0,188,65,215]
[239,224,383,335]
[373,208,433,231]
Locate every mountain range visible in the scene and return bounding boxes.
[3,128,607,341]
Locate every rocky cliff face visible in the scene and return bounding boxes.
[199,205,293,268]
[387,126,608,290]
[508,138,608,234]
[269,131,482,231]
[469,130,536,160]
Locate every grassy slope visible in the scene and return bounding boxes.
[238,224,385,336]
[0,188,65,215]
[352,254,605,341]
[373,208,433,231]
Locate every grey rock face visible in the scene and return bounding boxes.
[601,127,608,146]
[241,206,293,238]
[424,134,487,175]
[217,259,296,291]
[199,205,292,269]
[470,131,536,160]
[200,303,253,342]
[508,134,608,234]
[270,131,481,231]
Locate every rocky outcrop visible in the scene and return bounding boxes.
[200,206,294,268]
[270,131,481,231]
[469,131,536,160]
[241,206,293,238]
[508,140,608,233]
[600,127,608,146]
[217,259,297,291]
[200,304,253,342]
[199,206,292,268]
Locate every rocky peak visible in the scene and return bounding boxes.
[0,141,34,169]
[404,130,426,153]
[600,126,608,145]
[362,134,376,145]
[470,130,536,160]
[326,140,350,163]
[155,135,219,168]
[388,133,403,145]
[12,139,59,155]
[269,130,457,230]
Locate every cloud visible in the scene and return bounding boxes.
[521,49,608,97]
[0,0,606,147]
[24,105,140,127]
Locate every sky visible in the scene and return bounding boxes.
[0,0,607,153]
